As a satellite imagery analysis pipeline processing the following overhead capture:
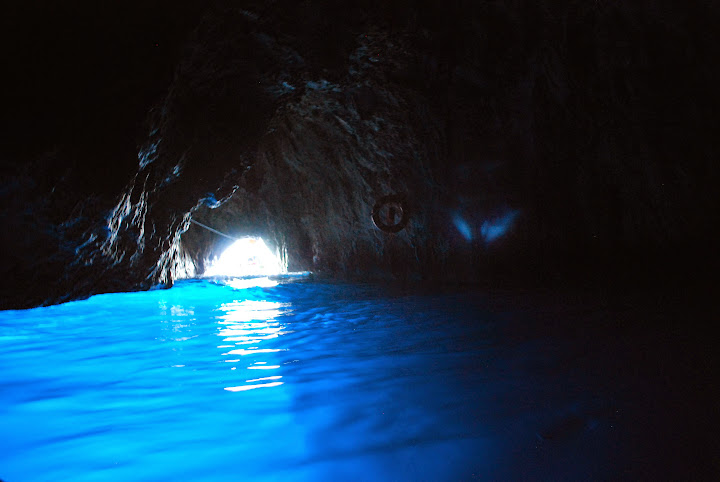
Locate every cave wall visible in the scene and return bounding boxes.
[183,28,446,282]
[182,0,720,286]
[2,0,719,308]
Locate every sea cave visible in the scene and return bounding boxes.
[1,1,719,480]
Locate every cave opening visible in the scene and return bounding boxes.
[202,236,286,278]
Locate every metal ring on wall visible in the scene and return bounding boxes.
[371,194,409,233]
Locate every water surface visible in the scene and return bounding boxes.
[0,278,714,480]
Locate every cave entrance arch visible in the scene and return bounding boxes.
[203,237,284,278]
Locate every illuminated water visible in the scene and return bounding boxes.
[0,279,714,480]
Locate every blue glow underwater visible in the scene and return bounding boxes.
[1,279,498,480]
[0,278,661,480]
[451,213,473,241]
[480,210,519,243]
[452,210,520,243]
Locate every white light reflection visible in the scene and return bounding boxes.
[217,298,291,392]
[224,382,284,392]
[224,348,286,356]
[219,300,289,323]
[157,302,198,341]
[225,277,279,290]
[246,376,282,382]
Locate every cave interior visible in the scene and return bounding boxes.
[1,0,719,478]
[2,0,718,307]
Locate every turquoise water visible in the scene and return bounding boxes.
[0,278,712,480]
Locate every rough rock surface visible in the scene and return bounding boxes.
[2,1,719,309]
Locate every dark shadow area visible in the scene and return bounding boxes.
[0,0,718,307]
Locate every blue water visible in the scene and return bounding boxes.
[0,279,713,480]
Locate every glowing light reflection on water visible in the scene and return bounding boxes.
[0,278,639,481]
[215,296,290,393]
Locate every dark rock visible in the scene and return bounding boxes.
[2,0,719,309]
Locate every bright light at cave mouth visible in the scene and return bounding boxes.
[203,237,284,278]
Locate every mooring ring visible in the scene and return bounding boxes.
[371,194,409,233]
